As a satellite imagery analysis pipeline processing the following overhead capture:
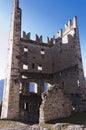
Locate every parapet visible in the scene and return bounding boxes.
[22,31,55,46]
[64,19,72,31]
[23,31,30,40]
[73,16,78,28]
[57,29,63,38]
[47,36,55,45]
[56,16,78,38]
[22,16,78,46]
[35,34,43,43]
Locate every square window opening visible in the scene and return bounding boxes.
[38,65,42,71]
[23,64,28,70]
[24,47,28,52]
[41,48,45,55]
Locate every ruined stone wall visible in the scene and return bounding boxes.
[19,93,42,123]
[19,16,85,96]
[39,85,72,123]
[1,0,85,121]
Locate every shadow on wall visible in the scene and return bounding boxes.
[47,112,86,125]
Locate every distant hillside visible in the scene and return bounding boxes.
[0,79,4,102]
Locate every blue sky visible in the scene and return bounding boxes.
[0,0,86,79]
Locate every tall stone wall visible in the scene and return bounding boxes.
[1,0,21,119]
[39,85,72,123]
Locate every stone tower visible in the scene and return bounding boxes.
[1,0,85,122]
[1,0,21,119]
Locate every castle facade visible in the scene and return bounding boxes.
[1,0,85,123]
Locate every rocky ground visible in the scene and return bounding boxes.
[0,121,86,130]
[0,113,86,130]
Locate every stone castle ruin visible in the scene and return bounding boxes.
[1,0,86,123]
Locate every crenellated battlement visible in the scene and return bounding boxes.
[23,31,31,40]
[57,29,63,38]
[57,16,77,38]
[22,31,55,45]
[35,34,43,43]
[22,16,78,45]
[64,19,72,32]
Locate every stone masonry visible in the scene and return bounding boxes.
[1,0,86,123]
[39,85,72,123]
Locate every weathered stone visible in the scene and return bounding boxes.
[39,85,72,123]
[1,0,86,124]
[42,128,51,130]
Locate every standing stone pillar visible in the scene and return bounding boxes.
[38,81,44,94]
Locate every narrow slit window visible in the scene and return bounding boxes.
[24,102,26,110]
[19,85,22,94]
[24,102,28,110]
[77,80,80,87]
[32,63,35,69]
